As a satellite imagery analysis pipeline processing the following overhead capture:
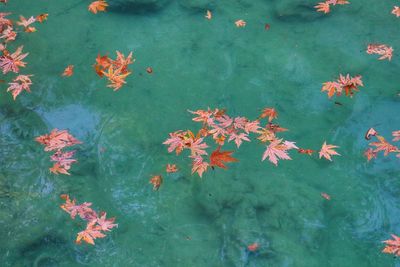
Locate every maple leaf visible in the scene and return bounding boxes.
[35,129,81,151]
[228,132,250,148]
[16,15,36,32]
[321,81,341,98]
[210,146,238,169]
[235,19,246,27]
[205,10,212,20]
[7,74,33,100]
[166,164,178,173]
[208,126,227,141]
[113,51,134,72]
[329,0,349,5]
[60,195,98,221]
[338,74,363,97]
[50,150,77,175]
[94,54,112,76]
[88,0,108,14]
[315,2,331,13]
[215,115,233,128]
[163,131,187,155]
[382,234,400,256]
[0,26,17,42]
[283,140,299,150]
[392,130,400,142]
[50,162,71,175]
[298,148,315,155]
[102,66,131,91]
[76,221,106,245]
[322,74,363,98]
[189,138,208,156]
[0,46,28,74]
[259,107,278,122]
[392,6,400,17]
[232,117,247,130]
[96,212,118,232]
[191,155,209,177]
[244,120,261,134]
[62,65,74,77]
[188,109,217,126]
[319,142,340,161]
[364,148,377,161]
[0,13,12,32]
[149,175,162,190]
[257,128,276,143]
[369,136,398,156]
[366,44,393,61]
[266,123,288,133]
[262,139,291,165]
[94,51,133,90]
[36,13,48,23]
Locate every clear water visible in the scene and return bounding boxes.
[1,0,400,266]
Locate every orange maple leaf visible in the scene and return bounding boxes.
[315,2,331,13]
[62,65,74,77]
[210,146,238,169]
[36,13,48,23]
[76,221,106,245]
[369,136,398,156]
[259,107,277,122]
[166,164,178,173]
[50,162,70,175]
[94,54,111,76]
[149,175,162,190]
[88,0,108,14]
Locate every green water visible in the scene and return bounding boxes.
[1,0,400,266]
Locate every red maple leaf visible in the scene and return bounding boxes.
[210,146,238,169]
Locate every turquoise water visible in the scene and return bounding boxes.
[1,0,400,266]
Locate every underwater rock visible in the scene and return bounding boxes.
[18,234,71,267]
[107,0,171,13]
[273,0,322,22]
[178,0,216,10]
[0,104,47,141]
